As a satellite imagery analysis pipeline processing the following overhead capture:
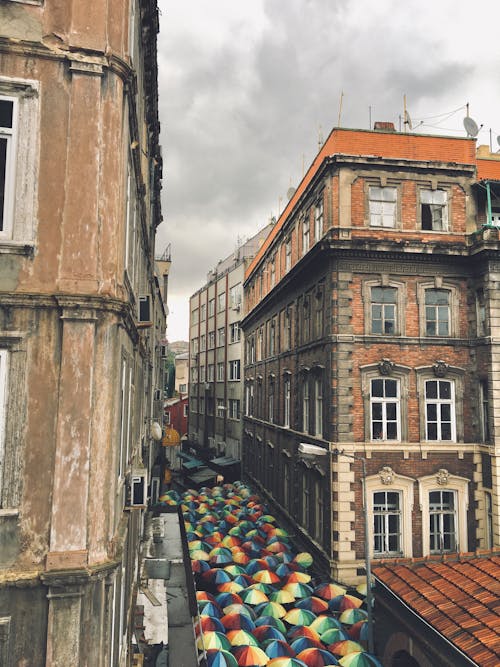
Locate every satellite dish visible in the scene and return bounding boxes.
[151,422,162,441]
[287,187,296,200]
[496,135,500,148]
[463,116,479,137]
[404,110,413,130]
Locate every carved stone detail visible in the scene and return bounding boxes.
[436,468,449,486]
[379,466,394,485]
[378,359,394,376]
[433,361,449,377]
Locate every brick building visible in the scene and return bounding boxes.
[241,124,500,585]
[0,1,164,665]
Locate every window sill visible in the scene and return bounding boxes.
[0,508,19,518]
[0,241,35,256]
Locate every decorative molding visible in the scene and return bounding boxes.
[379,466,395,485]
[436,468,450,486]
[433,360,449,377]
[378,359,394,376]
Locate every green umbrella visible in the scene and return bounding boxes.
[338,609,368,626]
[283,608,317,627]
[196,631,231,651]
[226,629,260,647]
[339,652,383,667]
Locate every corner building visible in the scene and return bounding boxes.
[242,125,500,584]
[0,1,164,665]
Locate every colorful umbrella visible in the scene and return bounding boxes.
[197,631,232,651]
[284,572,312,584]
[253,570,281,584]
[224,565,247,577]
[226,629,260,647]
[293,553,314,569]
[309,616,342,634]
[267,659,309,667]
[283,608,317,627]
[287,626,321,643]
[218,582,245,594]
[347,621,369,642]
[240,588,270,606]
[209,547,234,565]
[253,626,287,643]
[328,640,365,656]
[338,609,368,626]
[254,601,287,619]
[205,649,239,667]
[269,590,296,606]
[190,549,211,561]
[246,558,273,575]
[231,645,270,666]
[319,628,350,644]
[224,603,256,619]
[198,601,223,618]
[313,584,348,600]
[197,591,217,602]
[275,564,294,577]
[338,653,383,667]
[296,647,339,666]
[266,541,292,555]
[202,569,233,585]
[263,639,296,659]
[328,596,363,612]
[216,592,244,608]
[247,582,276,594]
[295,597,329,614]
[221,613,256,632]
[290,637,324,653]
[194,616,226,635]
[282,583,314,599]
[254,616,287,634]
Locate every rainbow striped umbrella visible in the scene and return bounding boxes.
[224,565,247,578]
[254,616,287,633]
[287,626,321,643]
[328,640,365,657]
[313,583,347,601]
[267,658,310,667]
[347,621,369,642]
[328,595,363,612]
[283,608,317,627]
[254,601,287,619]
[226,629,260,647]
[338,609,368,626]
[192,559,211,574]
[309,616,342,634]
[253,626,287,643]
[295,597,329,614]
[198,601,223,618]
[263,639,296,659]
[296,647,339,666]
[196,631,231,651]
[282,583,314,599]
[232,645,270,666]
[205,649,239,667]
[269,590,296,606]
[290,637,323,653]
[220,613,256,633]
[217,582,245,594]
[338,653,383,667]
[284,572,312,584]
[202,569,232,585]
[194,616,225,635]
[240,588,269,606]
[223,603,256,619]
[319,628,350,644]
[197,591,217,602]
[216,592,244,608]
[253,570,281,585]
[293,553,314,569]
[190,549,211,561]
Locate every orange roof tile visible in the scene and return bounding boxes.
[374,554,500,666]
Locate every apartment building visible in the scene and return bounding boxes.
[0,1,164,665]
[188,225,273,462]
[242,123,500,585]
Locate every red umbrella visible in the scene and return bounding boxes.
[231,645,270,666]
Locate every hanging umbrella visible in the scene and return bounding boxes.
[194,616,225,636]
[197,591,217,602]
[283,609,317,627]
[254,601,287,619]
[347,622,369,642]
[284,572,312,584]
[328,641,365,657]
[198,601,223,618]
[263,639,296,659]
[296,647,339,666]
[338,610,368,626]
[192,558,211,574]
[205,649,239,667]
[240,588,270,606]
[319,628,350,645]
[223,536,243,548]
[231,645,270,666]
[190,549,211,561]
[202,569,233,586]
[310,616,342,634]
[247,582,276,594]
[290,637,323,653]
[224,603,256,619]
[226,629,260,647]
[266,541,291,554]
[275,564,293,578]
[262,555,280,569]
[269,590,296,606]
[216,592,244,608]
[328,596,363,613]
[209,547,234,565]
[267,659,309,667]
[254,570,281,585]
[217,582,245,594]
[293,553,314,569]
[254,616,287,634]
[287,626,321,643]
[313,584,348,601]
[221,613,256,633]
[253,626,287,643]
[196,631,232,651]
[338,653,383,667]
[282,583,314,599]
[295,597,329,614]
[246,559,272,575]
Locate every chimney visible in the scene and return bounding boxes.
[374,121,396,132]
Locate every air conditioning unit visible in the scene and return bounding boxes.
[138,295,152,324]
[125,468,147,509]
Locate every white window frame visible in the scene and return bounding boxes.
[208,299,215,317]
[199,366,205,383]
[285,238,291,272]
[424,379,456,442]
[207,364,214,382]
[217,362,224,382]
[268,383,274,424]
[302,379,310,433]
[420,188,448,231]
[0,77,40,246]
[245,383,253,417]
[369,186,397,228]
[370,377,401,442]
[208,331,215,349]
[284,376,291,428]
[228,399,240,420]
[228,359,240,381]
[418,472,469,556]
[424,289,451,337]
[314,199,324,241]
[216,398,225,418]
[217,292,225,312]
[217,327,225,347]
[302,216,310,255]
[314,378,323,438]
[372,490,402,556]
[230,322,240,343]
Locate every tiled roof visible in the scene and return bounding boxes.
[373,554,500,666]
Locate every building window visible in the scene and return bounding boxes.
[207,364,214,382]
[302,216,310,255]
[191,308,199,325]
[270,261,276,289]
[314,199,324,241]
[369,186,396,227]
[179,383,187,393]
[425,379,455,441]
[268,383,274,424]
[190,367,198,383]
[476,288,487,336]
[284,376,291,428]
[284,310,291,351]
[216,398,225,418]
[191,338,199,354]
[302,380,310,433]
[228,399,240,420]
[314,379,323,438]
[421,189,448,231]
[200,334,206,351]
[200,304,206,321]
[301,473,310,527]
[208,331,215,349]
[183,404,188,417]
[230,284,242,309]
[245,383,254,417]
[314,290,324,338]
[486,492,494,549]
[217,362,224,382]
[208,299,215,317]
[480,379,490,443]
[269,320,276,356]
[302,297,311,343]
[199,366,205,383]
[429,490,456,553]
[199,396,205,414]
[230,322,240,343]
[370,378,400,441]
[164,411,170,425]
[285,238,291,272]
[373,491,402,556]
[217,327,225,346]
[217,292,225,312]
[257,327,264,360]
[0,79,39,243]
[371,286,397,335]
[425,289,450,336]
[228,360,240,381]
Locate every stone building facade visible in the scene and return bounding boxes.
[242,125,500,584]
[188,225,273,461]
[0,1,164,665]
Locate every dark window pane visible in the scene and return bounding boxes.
[384,320,394,334]
[427,423,437,440]
[426,381,438,399]
[427,404,437,421]
[372,379,383,397]
[386,422,397,439]
[0,137,6,231]
[385,380,397,398]
[373,492,385,506]
[441,424,451,440]
[372,403,382,420]
[386,403,397,420]
[0,100,13,129]
[439,381,451,399]
[372,422,383,439]
[440,404,451,421]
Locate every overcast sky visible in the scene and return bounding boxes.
[156,0,500,341]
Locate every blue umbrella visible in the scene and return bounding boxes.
[263,638,296,659]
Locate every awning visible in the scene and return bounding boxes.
[209,456,240,467]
